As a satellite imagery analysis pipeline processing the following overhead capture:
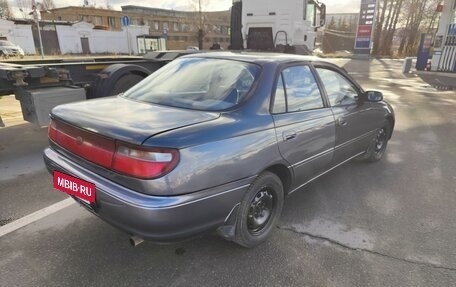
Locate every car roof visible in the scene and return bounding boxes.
[182,51,334,66]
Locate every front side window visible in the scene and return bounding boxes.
[316,68,359,106]
[306,3,316,25]
[123,58,260,111]
[271,65,324,113]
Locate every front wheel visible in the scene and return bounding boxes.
[364,126,390,162]
[234,171,284,248]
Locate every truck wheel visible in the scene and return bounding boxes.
[109,74,145,96]
[89,64,150,99]
[234,171,284,248]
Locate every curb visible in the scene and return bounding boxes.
[414,70,456,78]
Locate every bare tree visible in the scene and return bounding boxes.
[372,0,440,56]
[16,0,55,15]
[0,0,13,19]
[16,0,33,18]
[381,0,403,54]
[372,0,389,55]
[188,0,209,49]
[41,0,56,10]
[397,0,439,56]
[375,0,403,55]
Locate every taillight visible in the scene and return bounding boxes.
[48,118,115,168]
[48,119,179,179]
[112,143,179,179]
[48,119,57,142]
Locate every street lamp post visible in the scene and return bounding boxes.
[197,0,204,49]
[31,2,44,59]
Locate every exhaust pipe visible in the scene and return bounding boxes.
[129,235,144,247]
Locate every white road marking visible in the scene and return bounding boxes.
[0,198,75,237]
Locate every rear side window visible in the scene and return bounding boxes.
[272,65,324,113]
[272,75,286,114]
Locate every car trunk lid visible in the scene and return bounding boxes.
[51,96,220,145]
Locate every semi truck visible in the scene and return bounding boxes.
[230,0,326,54]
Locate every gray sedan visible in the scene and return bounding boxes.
[44,52,394,248]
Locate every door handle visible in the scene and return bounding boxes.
[337,118,347,126]
[283,132,297,141]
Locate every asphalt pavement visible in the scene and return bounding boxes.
[1,58,456,287]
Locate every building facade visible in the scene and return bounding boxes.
[0,19,36,54]
[0,18,150,55]
[41,5,231,50]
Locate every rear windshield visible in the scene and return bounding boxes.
[123,57,260,111]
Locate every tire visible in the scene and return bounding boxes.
[89,64,151,99]
[234,171,284,248]
[109,74,145,97]
[364,125,390,162]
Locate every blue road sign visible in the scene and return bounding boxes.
[122,16,130,27]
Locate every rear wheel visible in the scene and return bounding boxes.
[234,171,284,248]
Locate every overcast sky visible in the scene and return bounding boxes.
[8,0,360,17]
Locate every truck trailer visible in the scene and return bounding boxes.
[0,51,194,126]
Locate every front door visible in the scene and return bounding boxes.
[271,64,336,190]
[314,66,377,163]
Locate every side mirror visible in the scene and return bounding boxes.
[319,4,326,27]
[364,91,383,102]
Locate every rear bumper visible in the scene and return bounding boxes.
[43,147,251,241]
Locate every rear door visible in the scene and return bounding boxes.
[314,66,378,163]
[271,64,336,190]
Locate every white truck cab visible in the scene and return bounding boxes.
[233,0,325,54]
